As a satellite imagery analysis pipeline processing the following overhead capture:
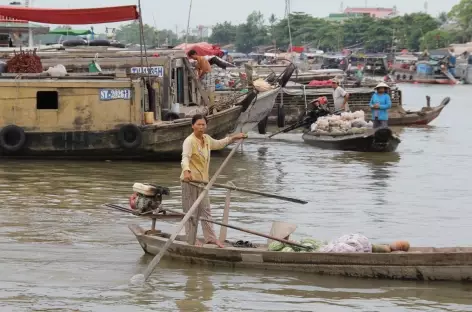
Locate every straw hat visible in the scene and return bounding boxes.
[374,82,390,90]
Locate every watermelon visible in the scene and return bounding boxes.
[300,238,325,251]
[281,246,294,252]
[268,241,285,251]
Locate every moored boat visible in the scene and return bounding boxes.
[128,224,472,281]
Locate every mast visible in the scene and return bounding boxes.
[25,0,33,48]
[185,0,193,48]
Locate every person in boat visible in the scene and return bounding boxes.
[447,47,457,77]
[369,82,392,129]
[331,79,349,112]
[181,114,246,248]
[188,50,212,90]
[214,79,224,90]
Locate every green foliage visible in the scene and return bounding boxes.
[115,4,470,52]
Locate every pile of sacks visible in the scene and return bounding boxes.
[311,110,373,135]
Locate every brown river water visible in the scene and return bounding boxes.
[1,84,472,311]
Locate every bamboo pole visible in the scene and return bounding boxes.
[164,208,309,250]
[187,181,307,204]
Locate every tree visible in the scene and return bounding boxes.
[209,22,237,45]
[421,29,453,49]
[235,11,269,53]
[438,12,449,25]
[115,22,180,46]
[448,0,472,40]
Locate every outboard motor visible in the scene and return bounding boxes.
[129,183,170,214]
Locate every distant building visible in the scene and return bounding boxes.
[343,7,398,19]
[326,12,368,22]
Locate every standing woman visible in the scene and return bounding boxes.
[369,82,392,129]
[181,114,246,248]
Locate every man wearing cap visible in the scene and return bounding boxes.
[331,79,349,112]
[369,82,392,129]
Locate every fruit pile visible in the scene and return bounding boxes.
[6,48,43,73]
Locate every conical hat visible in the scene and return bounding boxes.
[374,82,390,89]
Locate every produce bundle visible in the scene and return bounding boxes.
[311,110,373,135]
[6,48,43,73]
[267,238,326,253]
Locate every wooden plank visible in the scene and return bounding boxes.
[183,57,210,107]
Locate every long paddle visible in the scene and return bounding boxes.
[163,208,310,250]
[131,139,244,283]
[187,181,307,204]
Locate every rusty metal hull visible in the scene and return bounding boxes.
[0,106,242,161]
[130,224,472,282]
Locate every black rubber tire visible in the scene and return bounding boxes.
[257,116,268,134]
[62,39,87,47]
[117,124,142,149]
[89,39,111,46]
[0,125,26,152]
[163,112,180,121]
[374,128,392,142]
[110,42,126,48]
[277,104,285,128]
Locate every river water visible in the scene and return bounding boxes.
[1,84,471,311]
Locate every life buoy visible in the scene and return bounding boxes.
[257,116,268,134]
[117,124,142,149]
[402,74,406,80]
[163,112,180,121]
[409,75,413,80]
[89,39,111,46]
[62,39,87,47]
[0,125,26,152]
[277,104,285,128]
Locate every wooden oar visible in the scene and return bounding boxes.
[187,180,307,204]
[163,208,310,250]
[132,139,244,283]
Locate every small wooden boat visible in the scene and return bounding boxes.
[302,128,401,152]
[129,224,472,281]
[388,96,450,126]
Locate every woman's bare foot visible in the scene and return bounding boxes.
[194,240,203,247]
[206,240,225,248]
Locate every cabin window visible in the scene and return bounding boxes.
[36,91,58,110]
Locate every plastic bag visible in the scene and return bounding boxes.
[321,233,372,253]
[253,78,272,92]
[310,123,318,132]
[46,64,67,77]
[351,118,367,128]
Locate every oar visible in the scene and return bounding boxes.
[188,180,307,204]
[163,208,310,250]
[131,139,244,283]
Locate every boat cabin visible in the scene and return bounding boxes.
[320,55,348,70]
[349,55,389,75]
[0,49,213,134]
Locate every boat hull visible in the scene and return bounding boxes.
[130,225,472,281]
[0,106,242,160]
[302,128,400,152]
[387,104,447,126]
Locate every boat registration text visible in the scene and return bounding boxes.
[99,89,132,101]
[130,66,164,77]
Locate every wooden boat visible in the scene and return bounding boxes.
[129,224,472,281]
[387,96,450,126]
[302,128,401,152]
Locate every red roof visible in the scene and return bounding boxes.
[344,7,395,18]
[0,5,138,25]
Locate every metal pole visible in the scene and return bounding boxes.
[185,0,193,48]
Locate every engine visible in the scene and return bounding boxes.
[129,183,170,214]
